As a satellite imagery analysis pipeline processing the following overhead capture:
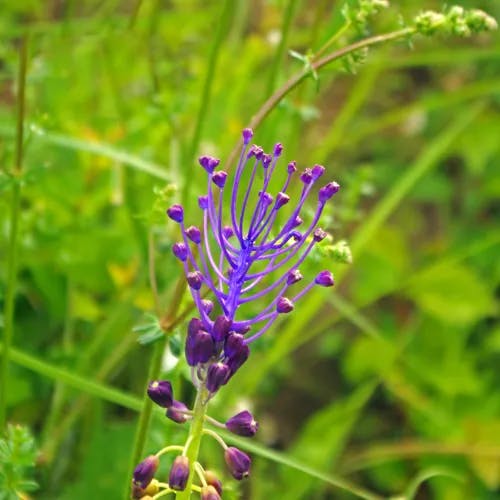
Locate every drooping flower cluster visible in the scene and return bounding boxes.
[131,129,339,499]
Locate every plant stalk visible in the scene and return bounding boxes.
[176,385,210,500]
[0,37,28,430]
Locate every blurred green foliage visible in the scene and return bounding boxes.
[0,0,499,499]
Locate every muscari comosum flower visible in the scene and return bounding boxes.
[133,128,339,497]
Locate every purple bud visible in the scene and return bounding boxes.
[287,161,297,174]
[225,410,259,437]
[224,447,251,480]
[166,400,190,424]
[185,225,201,244]
[248,145,263,159]
[275,192,290,209]
[277,297,294,314]
[313,228,327,242]
[212,315,232,342]
[202,299,214,315]
[319,181,340,203]
[188,329,214,364]
[201,485,221,500]
[291,215,302,228]
[169,456,190,491]
[226,343,249,374]
[242,128,253,144]
[212,171,228,188]
[199,155,220,173]
[147,380,173,408]
[198,195,209,210]
[206,362,231,393]
[224,332,245,358]
[273,143,283,157]
[187,271,203,290]
[260,191,273,206]
[300,168,313,184]
[222,225,234,239]
[315,270,335,287]
[188,317,203,337]
[204,471,223,496]
[133,455,159,488]
[312,164,326,179]
[261,154,272,168]
[287,269,303,285]
[166,204,184,223]
[172,242,188,261]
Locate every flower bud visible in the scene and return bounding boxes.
[172,242,188,261]
[189,329,215,364]
[315,270,334,287]
[313,228,327,242]
[186,225,201,244]
[273,143,283,157]
[212,171,228,188]
[287,161,297,174]
[147,380,173,408]
[212,315,232,342]
[199,155,220,173]
[201,485,221,500]
[201,299,214,315]
[188,317,203,336]
[248,145,263,159]
[224,447,251,480]
[312,164,325,179]
[169,456,190,491]
[242,128,253,144]
[300,168,313,184]
[187,271,203,290]
[133,455,159,488]
[224,332,245,358]
[166,204,183,223]
[198,195,209,210]
[261,154,272,168]
[277,297,294,314]
[287,269,303,285]
[206,362,230,393]
[166,400,190,424]
[318,181,340,203]
[226,342,249,374]
[204,471,222,496]
[275,192,290,209]
[260,191,273,206]
[225,410,259,437]
[291,215,302,228]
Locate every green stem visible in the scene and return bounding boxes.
[0,37,27,430]
[224,27,415,170]
[176,386,210,500]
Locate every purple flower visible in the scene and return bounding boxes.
[201,485,222,500]
[225,410,258,437]
[166,400,190,424]
[147,380,173,408]
[206,362,230,393]
[133,455,159,488]
[169,456,190,491]
[224,446,251,480]
[204,470,223,495]
[167,129,339,389]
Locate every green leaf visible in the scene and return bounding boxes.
[405,264,495,325]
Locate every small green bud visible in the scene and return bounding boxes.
[466,9,498,33]
[414,11,447,36]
